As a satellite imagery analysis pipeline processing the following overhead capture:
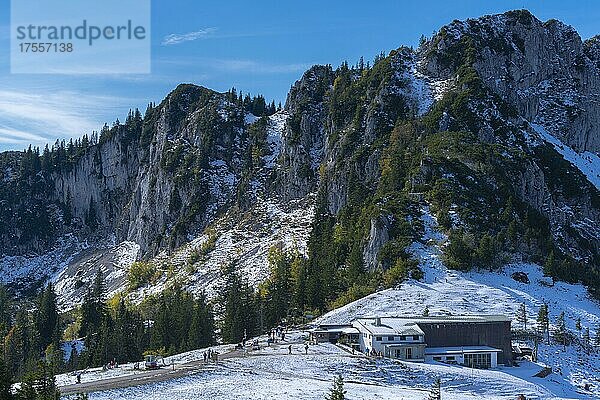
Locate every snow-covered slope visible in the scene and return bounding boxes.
[0,234,139,307]
[56,205,599,400]
[126,194,314,303]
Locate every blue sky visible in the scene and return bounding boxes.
[0,0,599,151]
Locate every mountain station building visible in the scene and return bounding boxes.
[310,315,512,368]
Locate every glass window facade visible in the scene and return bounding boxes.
[464,353,491,369]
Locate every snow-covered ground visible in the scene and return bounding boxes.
[263,112,286,168]
[63,335,594,400]
[57,343,236,387]
[0,234,139,309]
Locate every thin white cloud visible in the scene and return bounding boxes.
[162,27,217,45]
[0,90,129,150]
[0,127,49,144]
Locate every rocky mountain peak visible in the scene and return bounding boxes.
[420,9,599,155]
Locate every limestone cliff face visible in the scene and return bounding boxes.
[8,85,249,258]
[275,65,334,201]
[271,12,599,268]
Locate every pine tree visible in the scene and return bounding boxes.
[17,360,60,400]
[543,251,556,277]
[575,317,582,332]
[536,303,550,343]
[290,255,307,312]
[444,230,472,271]
[582,327,591,353]
[5,308,34,378]
[35,284,59,351]
[149,296,170,352]
[261,247,293,327]
[476,233,497,269]
[516,303,527,330]
[0,358,12,400]
[220,267,258,344]
[428,378,441,400]
[80,270,109,367]
[80,270,107,338]
[423,306,430,317]
[0,284,11,332]
[113,299,143,362]
[552,311,567,349]
[326,375,346,400]
[187,293,215,350]
[594,324,600,347]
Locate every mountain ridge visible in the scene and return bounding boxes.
[0,9,598,306]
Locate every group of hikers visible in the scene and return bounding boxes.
[202,348,219,363]
[268,326,287,343]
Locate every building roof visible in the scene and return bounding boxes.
[425,346,502,355]
[311,326,359,334]
[352,314,509,336]
[355,314,509,327]
[309,324,359,335]
[353,318,425,336]
[412,315,511,324]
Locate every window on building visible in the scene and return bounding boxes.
[387,336,395,341]
[433,356,442,361]
[464,353,491,369]
[406,347,412,359]
[376,336,382,341]
[446,356,455,361]
[399,335,406,340]
[412,335,419,341]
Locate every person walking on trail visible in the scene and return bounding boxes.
[304,344,309,355]
[288,345,292,354]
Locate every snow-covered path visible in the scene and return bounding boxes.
[65,338,592,400]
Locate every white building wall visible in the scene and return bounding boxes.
[352,321,426,355]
